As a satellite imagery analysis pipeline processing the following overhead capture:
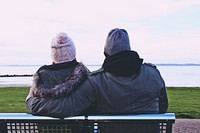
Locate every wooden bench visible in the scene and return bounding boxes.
[0,113,175,133]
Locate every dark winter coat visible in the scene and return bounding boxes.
[26,51,168,118]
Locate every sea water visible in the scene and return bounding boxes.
[0,65,200,87]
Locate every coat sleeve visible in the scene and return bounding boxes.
[26,79,96,118]
[154,67,168,113]
[159,85,168,113]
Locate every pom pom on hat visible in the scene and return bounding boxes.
[51,32,76,63]
[104,28,131,56]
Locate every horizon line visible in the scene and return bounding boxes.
[0,63,200,66]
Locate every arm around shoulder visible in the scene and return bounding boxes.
[26,79,96,118]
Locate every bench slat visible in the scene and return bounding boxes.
[0,113,175,121]
[0,113,175,133]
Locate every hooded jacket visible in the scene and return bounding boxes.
[26,51,168,118]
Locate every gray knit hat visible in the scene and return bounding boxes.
[104,28,131,56]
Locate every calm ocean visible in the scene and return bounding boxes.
[0,64,200,87]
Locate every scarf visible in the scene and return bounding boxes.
[102,51,143,76]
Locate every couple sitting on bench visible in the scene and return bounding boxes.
[25,28,169,132]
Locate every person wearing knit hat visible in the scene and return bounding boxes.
[51,32,76,64]
[102,28,143,76]
[27,32,89,98]
[27,28,168,132]
[104,28,131,56]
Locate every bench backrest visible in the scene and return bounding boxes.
[0,113,175,133]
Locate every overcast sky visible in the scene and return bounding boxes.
[0,0,200,65]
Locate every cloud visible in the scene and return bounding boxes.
[0,0,200,65]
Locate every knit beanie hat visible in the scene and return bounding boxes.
[104,28,131,56]
[51,32,76,64]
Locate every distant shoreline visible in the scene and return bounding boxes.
[0,63,200,77]
[156,63,200,66]
[1,64,200,87]
[0,63,200,67]
[0,84,31,88]
[0,74,33,77]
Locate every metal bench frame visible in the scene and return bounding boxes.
[0,113,175,133]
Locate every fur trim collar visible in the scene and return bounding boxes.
[32,63,89,98]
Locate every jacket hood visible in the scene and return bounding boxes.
[102,51,143,76]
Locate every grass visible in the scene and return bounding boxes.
[0,87,200,118]
[0,87,30,113]
[167,87,200,119]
